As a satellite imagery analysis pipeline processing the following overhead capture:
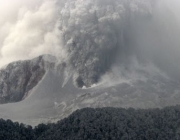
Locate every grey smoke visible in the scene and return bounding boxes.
[60,0,155,87]
[1,0,180,87]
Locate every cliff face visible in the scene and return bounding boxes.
[0,55,56,104]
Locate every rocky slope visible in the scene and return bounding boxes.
[0,61,180,126]
[0,55,56,104]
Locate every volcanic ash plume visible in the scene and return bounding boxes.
[1,0,180,87]
[59,0,155,87]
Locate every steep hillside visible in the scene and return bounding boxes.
[0,55,56,104]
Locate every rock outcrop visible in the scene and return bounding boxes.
[0,55,56,104]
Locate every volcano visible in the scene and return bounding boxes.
[0,0,180,126]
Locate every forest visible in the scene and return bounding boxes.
[1,106,180,140]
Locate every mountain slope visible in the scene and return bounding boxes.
[0,55,56,104]
[0,56,180,126]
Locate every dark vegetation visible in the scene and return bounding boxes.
[1,106,180,140]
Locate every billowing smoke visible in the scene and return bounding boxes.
[60,0,156,87]
[1,0,180,87]
[0,0,66,67]
[60,0,180,87]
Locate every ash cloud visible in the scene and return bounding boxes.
[1,0,180,88]
[59,0,155,87]
[0,0,66,68]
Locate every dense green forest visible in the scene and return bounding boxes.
[1,106,180,140]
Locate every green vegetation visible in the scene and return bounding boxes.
[1,106,180,140]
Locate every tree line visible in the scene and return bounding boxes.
[1,106,180,140]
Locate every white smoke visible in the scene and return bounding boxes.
[0,0,66,67]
